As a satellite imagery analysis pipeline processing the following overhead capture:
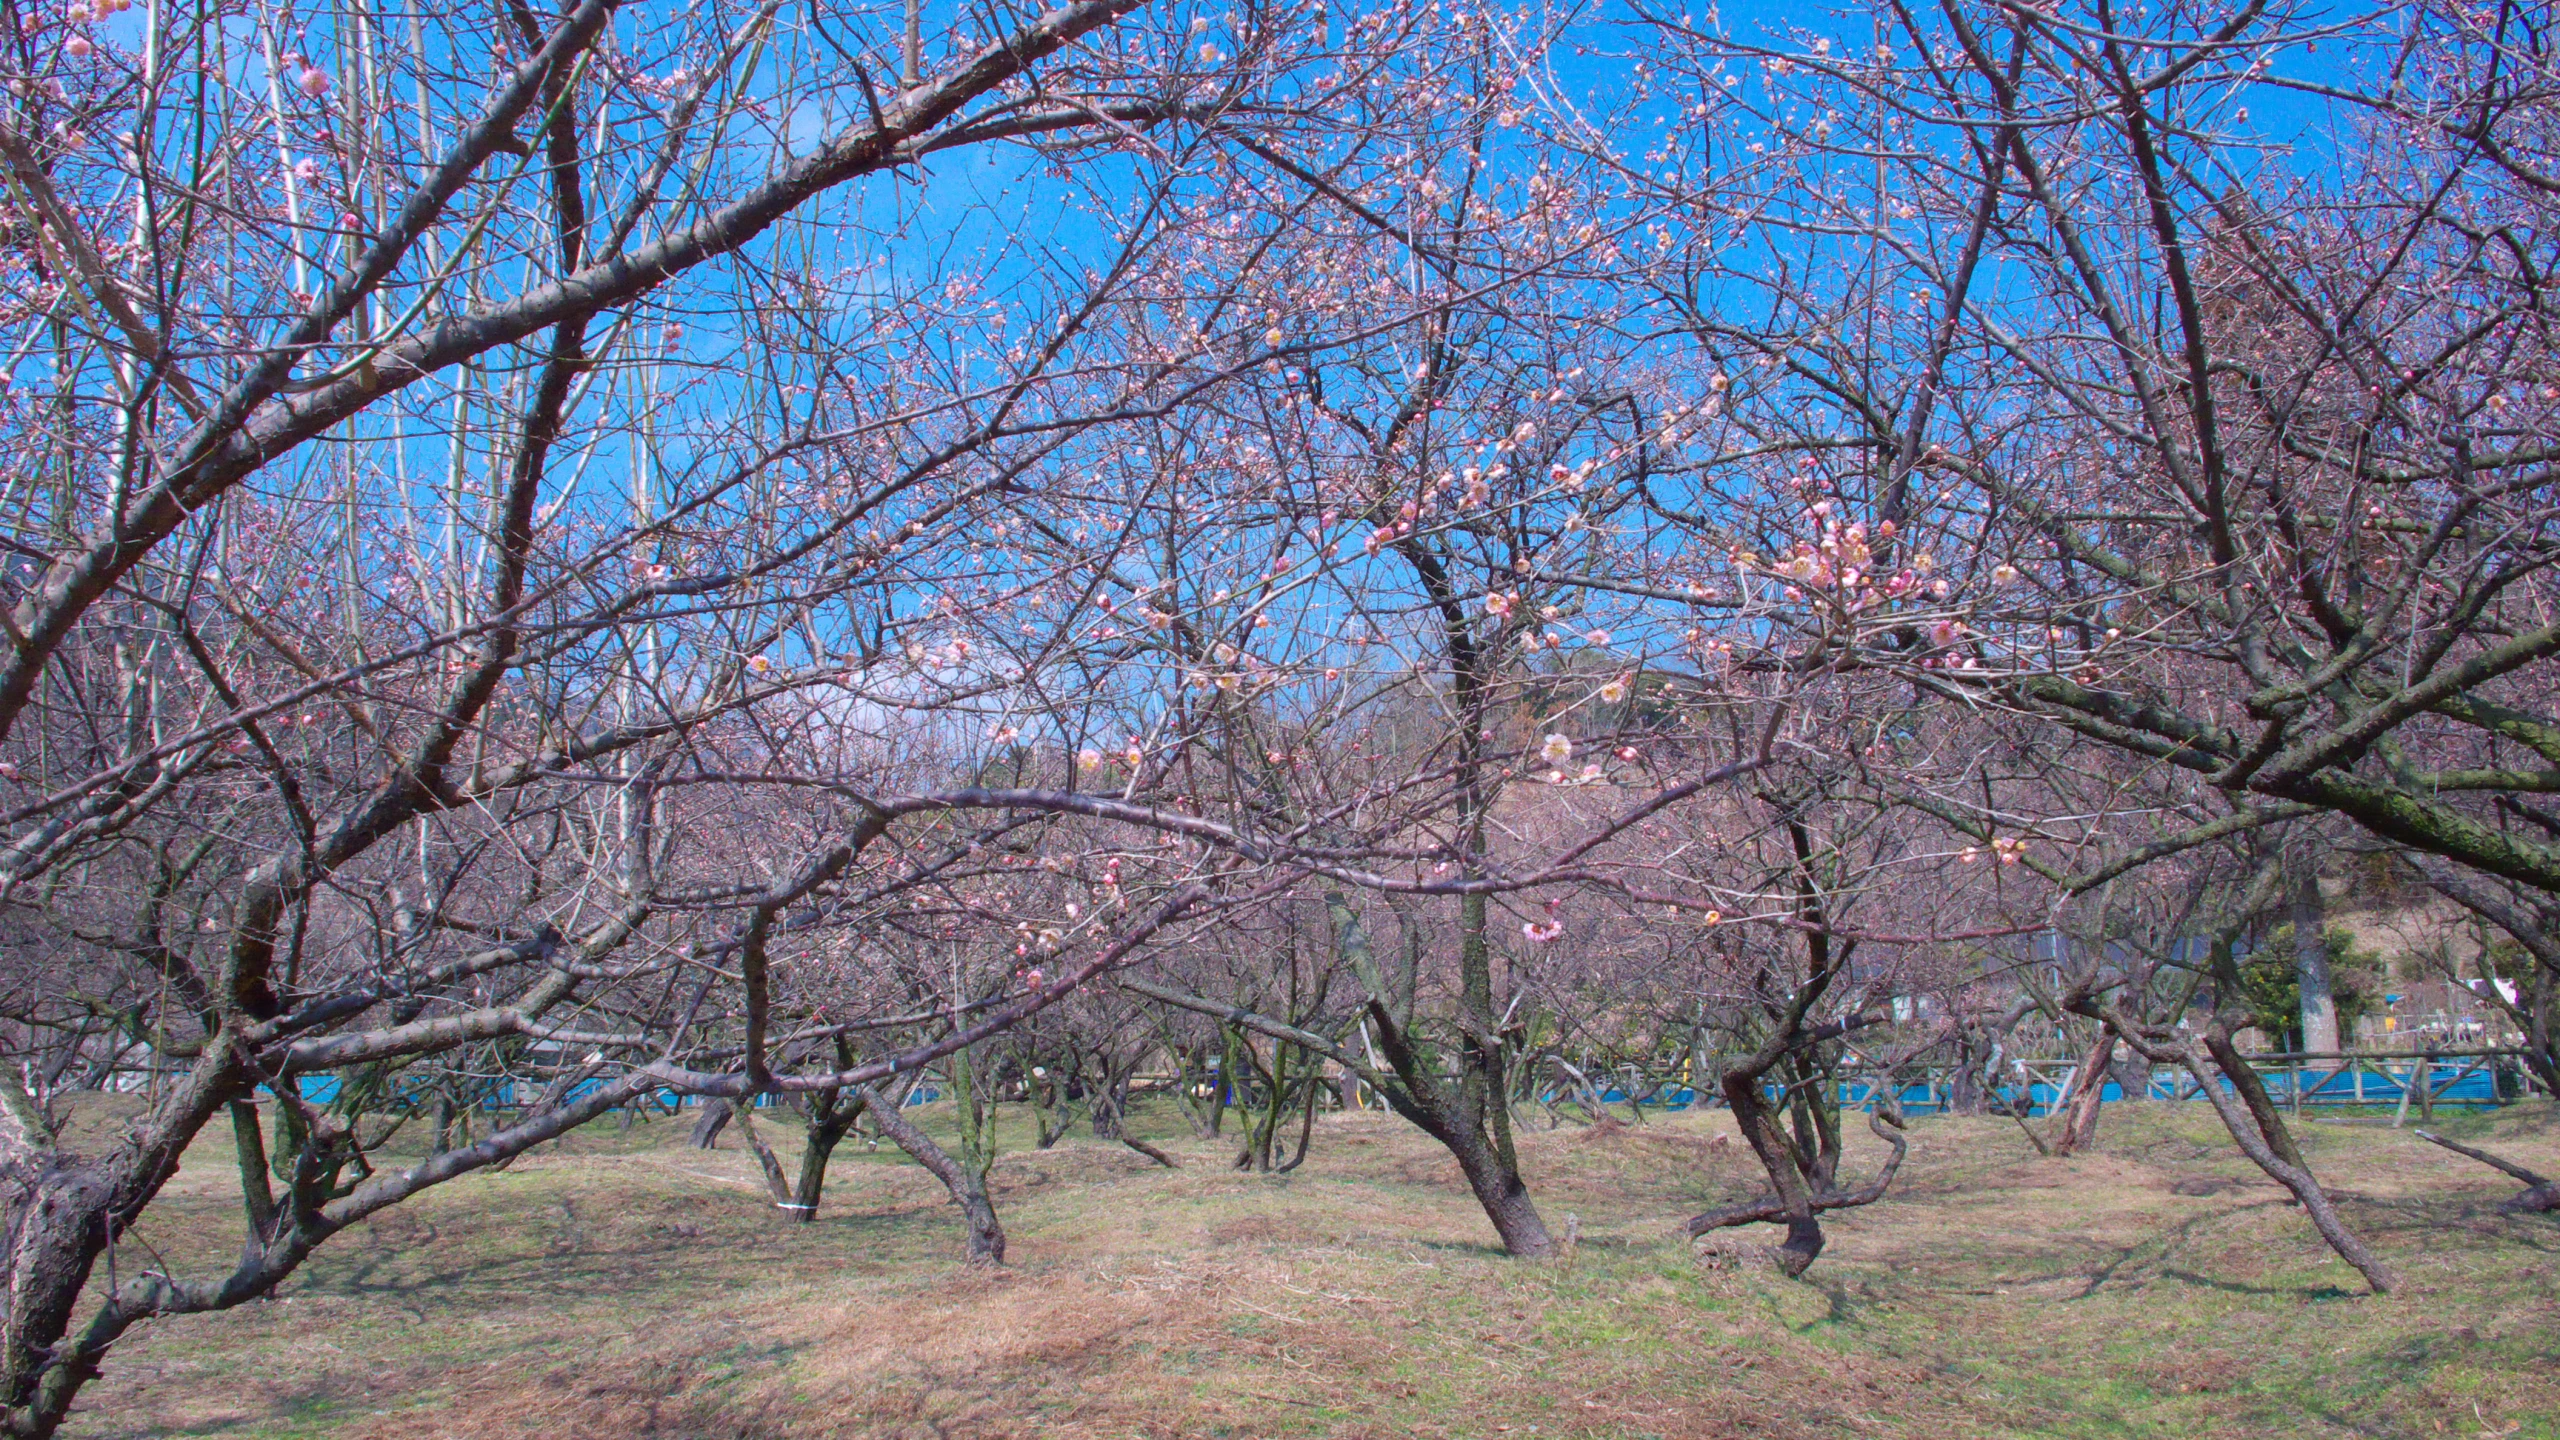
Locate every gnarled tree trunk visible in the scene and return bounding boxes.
[2048,1026,2118,1158]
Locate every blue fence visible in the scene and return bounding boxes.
[258,1055,2528,1120]
[1839,1058,2517,1118]
[1530,1056,2526,1120]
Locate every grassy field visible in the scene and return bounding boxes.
[51,1094,2560,1439]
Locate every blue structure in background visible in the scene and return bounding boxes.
[259,1053,2520,1122]
[1837,1060,2512,1117]
[1537,1057,2520,1120]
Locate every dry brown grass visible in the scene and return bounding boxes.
[52,1096,2560,1439]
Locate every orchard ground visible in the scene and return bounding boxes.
[56,1097,2559,1439]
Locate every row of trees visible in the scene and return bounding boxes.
[5,0,2557,1430]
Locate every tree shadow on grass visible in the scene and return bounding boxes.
[1796,1277,1855,1330]
[2158,1268,2359,1300]
[76,1340,809,1440]
[2054,1201,2294,1301]
[312,1202,960,1304]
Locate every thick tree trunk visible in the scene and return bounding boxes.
[226,1102,278,1273]
[1721,1066,1826,1275]
[2292,855,2340,1053]
[4,1157,120,1431]
[787,1128,842,1220]
[1680,812,1887,1278]
[5,1045,242,1438]
[2107,1048,2153,1107]
[1234,1036,1304,1172]
[1119,976,1555,1256]
[954,1185,1004,1263]
[1088,1056,1130,1140]
[428,1095,457,1157]
[1948,1026,1992,1116]
[1364,1002,1555,1257]
[688,1098,734,1149]
[2049,1029,2117,1158]
[1441,1119,1555,1257]
[782,1086,865,1223]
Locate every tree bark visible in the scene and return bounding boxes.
[1120,1133,1180,1167]
[1118,976,1556,1257]
[1680,810,1885,1277]
[782,1084,867,1223]
[1687,1108,1908,1277]
[2292,852,2340,1053]
[1722,1064,1827,1275]
[1948,1023,1992,1115]
[1274,1058,1322,1173]
[2049,1028,2116,1158]
[858,1083,1005,1264]
[1367,997,1555,1257]
[428,1094,457,1157]
[2107,1048,2153,1107]
[2201,1025,2308,1170]
[2178,1041,2391,1291]
[1446,1128,1555,1256]
[731,1103,795,1211]
[688,1098,734,1149]
[5,1041,240,1434]
[2414,1129,2560,1213]
[2086,995,2392,1293]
